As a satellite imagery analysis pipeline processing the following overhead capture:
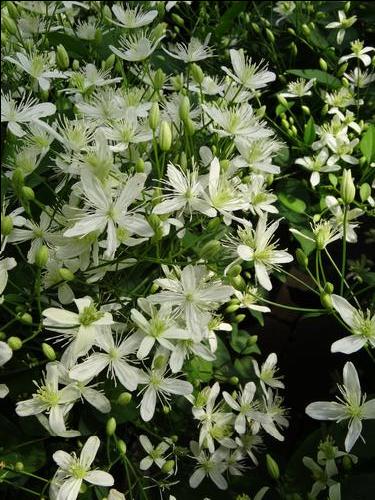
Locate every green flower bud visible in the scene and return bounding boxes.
[337,63,348,77]
[225,303,240,313]
[206,217,221,231]
[191,63,204,84]
[320,292,333,310]
[236,495,250,500]
[295,248,309,269]
[162,459,175,474]
[229,376,239,385]
[117,439,127,455]
[290,42,297,57]
[19,312,33,325]
[227,264,242,278]
[7,336,22,350]
[341,77,349,87]
[154,355,167,370]
[7,2,19,19]
[163,405,171,414]
[287,27,296,36]
[319,58,328,71]
[247,335,258,345]
[359,156,366,167]
[235,314,246,323]
[184,117,195,136]
[72,59,80,71]
[198,240,221,260]
[329,173,338,187]
[153,68,166,90]
[302,23,311,36]
[12,169,24,189]
[180,151,187,169]
[14,461,24,471]
[281,118,290,129]
[342,454,352,470]
[42,342,56,361]
[0,331,6,340]
[117,392,132,405]
[104,53,115,71]
[324,282,334,294]
[35,245,49,267]
[230,275,246,291]
[266,454,280,480]
[251,22,261,34]
[149,102,160,131]
[159,121,172,152]
[56,44,70,70]
[150,282,159,294]
[360,183,371,202]
[3,15,17,35]
[106,417,116,436]
[341,169,355,205]
[79,483,87,494]
[153,22,167,40]
[344,1,351,13]
[277,94,289,108]
[179,96,190,123]
[220,159,230,171]
[301,105,310,115]
[148,213,161,231]
[135,158,145,173]
[171,13,184,26]
[291,125,298,136]
[102,5,112,19]
[1,215,13,236]
[266,28,275,43]
[58,268,75,282]
[21,186,35,200]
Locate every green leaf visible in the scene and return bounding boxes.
[286,69,341,89]
[186,357,213,383]
[360,125,375,162]
[215,1,247,38]
[303,117,316,145]
[278,192,307,214]
[291,227,316,256]
[276,101,295,117]
[0,443,46,479]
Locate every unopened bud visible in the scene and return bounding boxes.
[235,314,246,323]
[266,454,280,480]
[1,215,13,236]
[135,158,145,173]
[35,245,49,267]
[7,2,19,19]
[162,459,175,474]
[159,121,172,151]
[324,282,334,294]
[230,275,246,291]
[21,186,35,200]
[341,169,355,204]
[56,44,70,70]
[184,117,195,136]
[248,335,258,345]
[319,58,328,71]
[153,68,166,90]
[290,42,297,57]
[337,63,348,77]
[329,173,338,187]
[226,303,240,313]
[12,169,24,189]
[163,405,171,414]
[287,27,296,36]
[19,312,32,325]
[171,13,184,26]
[104,53,115,71]
[117,439,127,454]
[117,392,132,405]
[302,24,311,36]
[301,105,311,115]
[265,28,275,43]
[229,376,239,385]
[199,240,221,260]
[72,59,80,71]
[227,264,242,278]
[58,268,75,282]
[295,248,308,269]
[42,342,56,361]
[342,454,352,470]
[320,292,333,310]
[7,336,22,350]
[106,417,116,436]
[360,183,371,202]
[149,102,160,131]
[154,355,166,370]
[14,461,24,471]
[179,96,190,123]
[277,94,289,108]
[191,63,204,84]
[3,15,17,35]
[251,22,261,34]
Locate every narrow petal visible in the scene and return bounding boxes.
[305,401,346,420]
[345,418,362,452]
[85,470,114,487]
[331,295,356,328]
[80,436,100,469]
[140,387,156,422]
[331,336,365,354]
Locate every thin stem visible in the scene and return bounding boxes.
[1,479,41,497]
[247,291,326,313]
[340,205,348,295]
[324,249,360,308]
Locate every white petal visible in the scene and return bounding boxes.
[140,387,156,422]
[56,477,82,500]
[237,244,253,261]
[53,450,73,470]
[69,354,109,381]
[137,336,156,359]
[80,436,100,469]
[209,471,228,490]
[83,388,111,414]
[140,456,153,470]
[331,336,366,354]
[331,294,356,328]
[345,418,362,452]
[255,262,272,291]
[343,362,361,397]
[189,468,206,488]
[161,378,193,395]
[85,470,114,487]
[113,360,139,391]
[305,401,346,420]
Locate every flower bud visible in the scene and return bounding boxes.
[290,42,297,57]
[301,23,310,36]
[277,94,289,108]
[1,215,13,236]
[135,158,145,173]
[171,13,184,26]
[320,292,333,310]
[324,282,334,294]
[153,22,167,40]
[266,28,275,43]
[3,15,17,35]
[328,173,338,187]
[117,392,132,405]
[72,59,80,70]
[42,342,56,361]
[234,314,246,323]
[247,335,258,345]
[319,58,328,71]
[58,268,75,282]
[15,461,24,471]
[19,312,32,325]
[179,96,190,123]
[342,454,352,470]
[225,303,240,313]
[266,454,280,480]
[7,2,19,19]
[12,168,24,190]
[341,169,355,205]
[0,331,6,340]
[154,355,167,370]
[229,376,239,385]
[180,151,187,169]
[295,248,308,269]
[21,186,35,200]
[227,264,242,278]
[35,245,49,267]
[104,53,115,71]
[206,217,221,231]
[163,405,171,414]
[162,459,175,474]
[287,27,296,36]
[251,22,261,34]
[230,275,246,291]
[7,336,22,350]
[337,63,348,77]
[149,102,160,131]
[56,44,70,70]
[153,68,166,90]
[150,282,159,294]
[184,117,195,136]
[344,1,351,13]
[301,105,311,115]
[281,118,290,129]
[106,417,116,436]
[79,484,87,494]
[103,5,112,19]
[159,121,172,152]
[360,183,371,202]
[198,240,221,260]
[117,439,127,454]
[191,63,204,84]
[291,125,298,136]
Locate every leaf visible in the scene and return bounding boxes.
[0,443,46,479]
[278,192,307,214]
[186,357,213,383]
[303,117,316,145]
[215,1,248,38]
[290,227,316,256]
[360,125,375,162]
[286,69,341,89]
[276,101,295,117]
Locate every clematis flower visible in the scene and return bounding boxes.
[52,436,114,500]
[139,435,170,470]
[330,294,375,354]
[222,49,276,90]
[253,353,285,394]
[325,196,363,243]
[163,35,213,63]
[306,362,375,452]
[189,441,228,490]
[110,31,165,62]
[326,10,357,45]
[280,78,315,98]
[110,4,158,29]
[339,40,375,67]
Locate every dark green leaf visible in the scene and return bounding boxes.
[286,69,341,89]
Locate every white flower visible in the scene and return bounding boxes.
[290,220,342,250]
[64,64,122,95]
[273,1,296,24]
[63,171,148,259]
[234,215,293,291]
[222,49,276,90]
[305,361,375,452]
[69,329,140,391]
[139,435,170,470]
[52,436,114,500]
[296,148,341,188]
[302,456,337,498]
[43,296,114,357]
[203,103,272,139]
[138,364,193,421]
[0,341,13,398]
[163,35,213,63]
[330,294,375,354]
[234,137,283,174]
[4,51,66,91]
[189,441,228,490]
[152,163,216,218]
[1,92,56,137]
[253,353,284,394]
[339,40,375,67]
[326,10,357,45]
[325,196,363,243]
[101,114,152,152]
[233,287,271,314]
[0,256,16,296]
[223,382,268,434]
[110,4,158,28]
[239,175,279,216]
[16,363,80,436]
[344,68,375,88]
[147,264,233,340]
[110,31,165,62]
[260,388,289,441]
[281,78,315,98]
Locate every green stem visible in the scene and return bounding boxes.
[1,479,41,497]
[324,248,360,308]
[340,205,348,295]
[248,291,326,313]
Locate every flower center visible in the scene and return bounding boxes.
[79,304,104,326]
